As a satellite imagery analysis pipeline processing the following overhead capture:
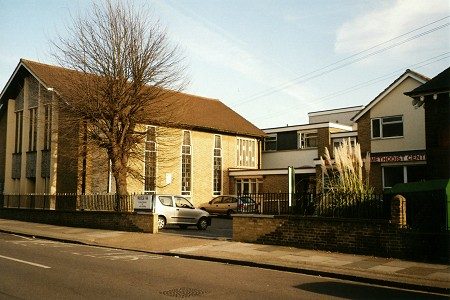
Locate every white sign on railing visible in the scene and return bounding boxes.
[133,195,153,210]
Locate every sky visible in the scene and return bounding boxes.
[1,0,449,129]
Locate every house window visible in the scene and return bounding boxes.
[181,131,192,195]
[236,138,257,167]
[14,111,23,153]
[298,131,317,149]
[213,135,222,195]
[332,137,356,149]
[236,178,262,194]
[43,104,52,150]
[371,116,403,139]
[144,126,156,194]
[277,131,297,150]
[263,135,277,151]
[382,164,426,189]
[28,107,38,151]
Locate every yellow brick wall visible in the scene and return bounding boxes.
[85,124,254,207]
[154,127,182,196]
[233,215,284,242]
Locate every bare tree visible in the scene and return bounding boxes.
[51,0,187,207]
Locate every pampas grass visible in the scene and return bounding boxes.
[317,139,373,216]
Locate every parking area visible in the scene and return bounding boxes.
[161,216,232,240]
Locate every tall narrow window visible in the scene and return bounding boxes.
[181,131,192,195]
[236,137,256,167]
[43,104,52,150]
[28,107,38,151]
[213,135,222,195]
[14,111,23,153]
[144,126,156,194]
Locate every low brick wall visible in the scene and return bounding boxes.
[0,208,157,233]
[233,215,449,262]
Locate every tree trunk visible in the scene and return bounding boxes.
[111,147,130,211]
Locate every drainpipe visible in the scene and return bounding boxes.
[257,138,262,169]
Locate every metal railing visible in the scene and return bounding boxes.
[1,194,134,212]
[238,192,389,219]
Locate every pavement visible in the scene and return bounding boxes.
[0,218,448,295]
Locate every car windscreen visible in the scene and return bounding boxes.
[238,197,254,204]
[159,196,173,207]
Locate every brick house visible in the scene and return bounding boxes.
[0,59,265,206]
[229,106,362,194]
[351,69,429,193]
[404,67,450,180]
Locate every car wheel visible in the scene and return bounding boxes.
[178,224,188,229]
[197,217,208,230]
[157,216,166,230]
[226,209,235,218]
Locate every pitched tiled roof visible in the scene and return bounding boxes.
[14,59,264,138]
[405,67,450,96]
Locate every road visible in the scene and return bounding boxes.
[0,233,446,299]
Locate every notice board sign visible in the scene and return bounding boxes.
[133,194,153,210]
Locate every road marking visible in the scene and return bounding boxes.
[69,250,162,261]
[8,240,72,248]
[12,234,34,240]
[0,255,51,269]
[7,238,161,262]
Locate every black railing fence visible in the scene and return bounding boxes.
[1,194,134,212]
[238,192,389,219]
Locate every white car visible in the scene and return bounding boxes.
[153,195,211,230]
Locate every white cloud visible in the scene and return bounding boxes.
[335,0,450,54]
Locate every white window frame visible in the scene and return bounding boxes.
[332,137,356,149]
[213,135,222,195]
[144,126,157,195]
[263,134,277,152]
[298,131,317,149]
[371,115,404,139]
[235,178,262,194]
[181,130,192,196]
[381,163,425,189]
[236,137,257,168]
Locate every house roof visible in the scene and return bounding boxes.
[307,105,363,117]
[351,69,429,122]
[263,122,353,134]
[1,59,265,138]
[404,67,450,97]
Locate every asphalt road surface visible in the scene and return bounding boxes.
[0,232,446,299]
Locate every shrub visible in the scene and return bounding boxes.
[317,139,373,216]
